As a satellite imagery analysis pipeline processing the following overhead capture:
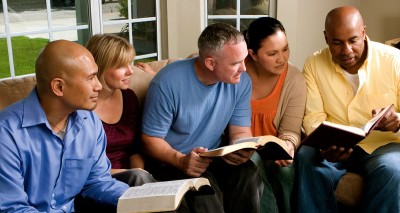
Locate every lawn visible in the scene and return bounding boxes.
[0,36,157,79]
[0,36,49,79]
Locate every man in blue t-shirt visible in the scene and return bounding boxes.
[141,23,263,213]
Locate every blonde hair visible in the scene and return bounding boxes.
[85,34,135,90]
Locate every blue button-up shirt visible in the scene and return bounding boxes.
[0,89,128,212]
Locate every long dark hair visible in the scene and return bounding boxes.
[244,17,286,53]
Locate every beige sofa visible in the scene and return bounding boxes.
[0,58,363,209]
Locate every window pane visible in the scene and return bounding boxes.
[240,18,257,32]
[52,2,88,27]
[240,0,269,15]
[8,1,48,33]
[132,21,157,55]
[135,57,157,63]
[0,38,10,78]
[208,19,236,28]
[0,4,5,34]
[132,0,155,18]
[102,1,126,21]
[12,36,49,77]
[51,0,75,7]
[209,0,237,15]
[53,29,90,45]
[104,23,130,40]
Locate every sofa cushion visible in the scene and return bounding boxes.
[0,59,181,111]
[130,58,181,106]
[0,74,36,110]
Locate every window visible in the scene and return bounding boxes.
[101,0,160,61]
[0,0,160,79]
[206,0,276,32]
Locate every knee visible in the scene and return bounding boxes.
[132,169,155,182]
[373,154,400,180]
[121,169,156,186]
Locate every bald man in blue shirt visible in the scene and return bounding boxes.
[0,40,128,212]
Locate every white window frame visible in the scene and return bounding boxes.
[0,0,161,78]
[204,0,276,31]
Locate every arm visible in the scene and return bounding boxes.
[141,134,212,177]
[222,125,254,166]
[302,57,328,135]
[302,58,352,162]
[129,153,145,169]
[79,118,128,205]
[135,62,157,76]
[276,69,307,166]
[109,154,145,175]
[0,129,41,212]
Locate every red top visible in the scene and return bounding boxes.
[103,89,140,169]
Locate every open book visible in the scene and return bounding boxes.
[200,135,292,160]
[117,177,214,213]
[301,104,394,149]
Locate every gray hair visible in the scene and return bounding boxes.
[198,23,244,58]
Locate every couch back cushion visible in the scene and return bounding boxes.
[130,58,181,107]
[0,59,181,111]
[0,74,36,110]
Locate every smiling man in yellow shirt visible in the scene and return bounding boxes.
[296,6,400,213]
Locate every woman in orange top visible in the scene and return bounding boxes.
[244,17,306,213]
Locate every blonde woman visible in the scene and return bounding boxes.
[85,34,154,183]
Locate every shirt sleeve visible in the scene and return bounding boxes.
[79,116,128,205]
[0,126,42,212]
[302,56,327,135]
[229,74,252,127]
[278,69,307,145]
[141,80,174,138]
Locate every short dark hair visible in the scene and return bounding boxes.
[244,17,286,53]
[395,42,400,50]
[198,23,244,58]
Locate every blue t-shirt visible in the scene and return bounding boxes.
[0,88,128,212]
[142,57,252,154]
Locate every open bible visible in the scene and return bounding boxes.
[200,135,292,160]
[117,177,214,213]
[301,104,394,149]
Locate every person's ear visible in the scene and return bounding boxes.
[362,25,366,40]
[204,57,215,71]
[248,49,257,61]
[324,30,328,44]
[50,78,64,96]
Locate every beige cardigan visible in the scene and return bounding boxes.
[273,63,306,148]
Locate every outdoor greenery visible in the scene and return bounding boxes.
[0,36,49,79]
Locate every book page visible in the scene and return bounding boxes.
[120,179,190,199]
[233,137,261,144]
[322,121,366,136]
[199,142,258,157]
[361,104,393,133]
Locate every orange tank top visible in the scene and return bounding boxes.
[251,68,287,137]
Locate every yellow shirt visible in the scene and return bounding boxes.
[302,38,400,153]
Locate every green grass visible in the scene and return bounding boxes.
[0,36,49,79]
[0,36,157,79]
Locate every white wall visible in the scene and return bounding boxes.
[359,0,400,43]
[162,0,400,65]
[277,0,400,69]
[277,0,360,69]
[163,0,203,59]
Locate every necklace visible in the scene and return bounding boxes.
[48,116,69,134]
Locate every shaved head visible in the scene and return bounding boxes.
[325,6,365,33]
[324,6,367,73]
[35,40,96,94]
